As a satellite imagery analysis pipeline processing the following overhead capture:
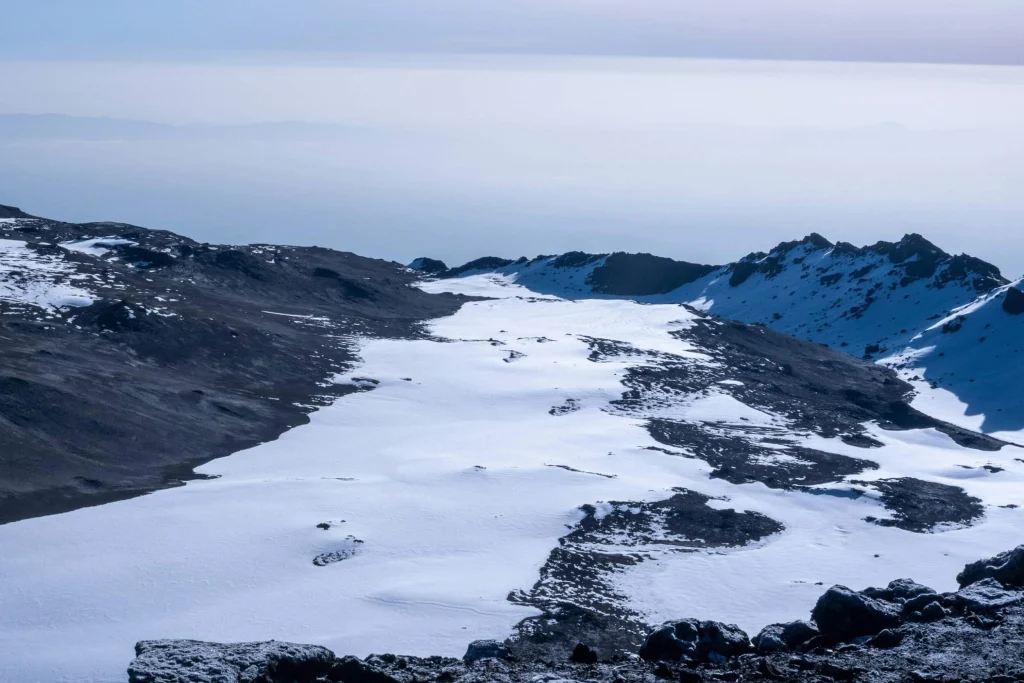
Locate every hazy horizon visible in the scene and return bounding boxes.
[2,55,1022,277]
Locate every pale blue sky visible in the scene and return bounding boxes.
[1,3,1023,274]
[2,0,1023,65]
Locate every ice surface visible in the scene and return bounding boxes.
[1,275,1022,683]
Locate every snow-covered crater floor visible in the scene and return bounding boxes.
[2,274,1023,683]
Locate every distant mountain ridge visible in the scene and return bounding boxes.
[412,233,1023,434]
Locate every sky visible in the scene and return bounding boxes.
[3,1,1024,65]
[1,3,1023,275]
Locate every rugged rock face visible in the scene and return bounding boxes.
[414,235,1021,433]
[0,203,33,219]
[810,586,901,641]
[0,209,471,524]
[128,640,336,683]
[125,545,1024,682]
[958,546,1024,588]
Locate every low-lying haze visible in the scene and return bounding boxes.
[2,57,1022,274]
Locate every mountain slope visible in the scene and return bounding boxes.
[3,206,1023,682]
[4,268,1022,682]
[417,234,1020,433]
[0,205,469,523]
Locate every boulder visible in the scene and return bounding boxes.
[568,643,598,664]
[867,629,903,649]
[128,639,336,683]
[639,619,749,662]
[810,586,901,641]
[901,592,942,615]
[886,578,936,602]
[953,578,1024,613]
[752,620,819,653]
[1003,287,1024,315]
[920,602,948,621]
[957,544,1024,588]
[462,639,510,663]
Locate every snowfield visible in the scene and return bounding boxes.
[1,275,1022,683]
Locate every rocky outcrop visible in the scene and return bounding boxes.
[1003,286,1024,315]
[125,542,1024,681]
[810,585,902,641]
[408,257,448,275]
[127,640,336,683]
[958,544,1024,588]
[462,639,510,663]
[638,619,750,663]
[752,620,819,653]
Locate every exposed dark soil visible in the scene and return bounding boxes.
[855,477,985,532]
[0,210,471,524]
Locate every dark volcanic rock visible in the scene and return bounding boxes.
[862,578,936,605]
[445,256,515,277]
[125,546,1024,683]
[0,211,471,525]
[1002,286,1024,315]
[128,639,336,683]
[408,257,448,275]
[0,203,33,219]
[953,578,1024,613]
[639,619,750,662]
[811,585,901,641]
[569,643,598,664]
[855,477,984,532]
[331,655,401,683]
[585,252,716,296]
[752,620,819,653]
[463,639,510,663]
[509,490,781,662]
[958,544,1024,588]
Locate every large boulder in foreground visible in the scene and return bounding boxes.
[128,639,336,683]
[639,619,750,663]
[752,619,819,653]
[957,544,1024,588]
[811,586,901,641]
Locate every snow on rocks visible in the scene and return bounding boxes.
[59,236,137,256]
[0,238,96,311]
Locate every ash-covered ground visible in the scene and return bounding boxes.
[0,204,469,523]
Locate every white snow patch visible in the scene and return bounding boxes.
[59,237,137,257]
